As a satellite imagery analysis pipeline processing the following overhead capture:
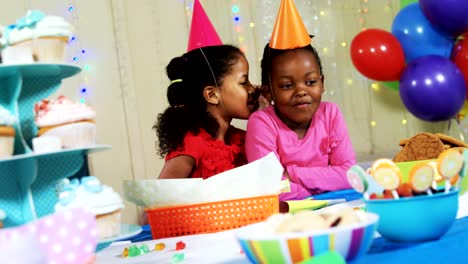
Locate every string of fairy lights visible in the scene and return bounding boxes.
[182,0,454,134]
[66,1,90,104]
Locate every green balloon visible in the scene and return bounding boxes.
[380,81,400,91]
[400,0,418,9]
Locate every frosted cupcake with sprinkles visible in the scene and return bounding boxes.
[1,10,72,64]
[34,95,96,149]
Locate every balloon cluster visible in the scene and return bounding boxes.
[350,0,468,122]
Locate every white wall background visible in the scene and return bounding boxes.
[0,0,460,223]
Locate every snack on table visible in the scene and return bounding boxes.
[55,176,124,239]
[408,162,434,193]
[346,165,369,194]
[267,208,366,234]
[1,10,72,64]
[34,95,96,148]
[393,133,445,162]
[371,159,402,196]
[437,148,463,179]
[394,132,468,162]
[0,105,16,158]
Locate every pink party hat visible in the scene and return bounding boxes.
[187,0,223,52]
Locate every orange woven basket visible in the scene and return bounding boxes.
[145,194,279,239]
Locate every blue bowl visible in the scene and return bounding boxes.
[364,190,458,242]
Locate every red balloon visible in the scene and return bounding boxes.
[452,33,468,99]
[350,29,406,81]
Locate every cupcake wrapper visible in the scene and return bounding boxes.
[0,136,14,158]
[32,37,68,63]
[41,122,96,149]
[1,45,34,64]
[96,210,121,239]
[32,136,62,153]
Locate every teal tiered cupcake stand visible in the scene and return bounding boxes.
[0,63,110,227]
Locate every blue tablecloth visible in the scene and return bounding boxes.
[352,216,468,263]
[309,188,363,201]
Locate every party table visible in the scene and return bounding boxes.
[97,191,468,263]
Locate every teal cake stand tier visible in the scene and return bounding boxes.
[0,64,110,227]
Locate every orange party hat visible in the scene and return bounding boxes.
[187,0,223,52]
[269,0,311,49]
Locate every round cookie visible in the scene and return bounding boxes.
[435,133,468,148]
[393,132,445,162]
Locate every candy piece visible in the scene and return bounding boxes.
[128,245,140,257]
[122,247,129,258]
[396,183,413,197]
[371,159,401,191]
[155,242,166,251]
[176,241,186,250]
[371,159,401,199]
[383,190,394,199]
[172,253,185,263]
[457,149,468,190]
[371,159,395,175]
[139,244,150,254]
[437,149,463,179]
[437,149,463,192]
[346,165,369,194]
[408,162,434,193]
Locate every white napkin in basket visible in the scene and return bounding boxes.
[123,152,283,208]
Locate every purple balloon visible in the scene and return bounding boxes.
[419,0,468,36]
[399,55,466,122]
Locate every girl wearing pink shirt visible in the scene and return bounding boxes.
[245,40,356,200]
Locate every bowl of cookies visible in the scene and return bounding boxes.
[235,208,379,263]
[347,148,465,243]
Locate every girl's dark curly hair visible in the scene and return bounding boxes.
[154,45,245,157]
[260,37,323,87]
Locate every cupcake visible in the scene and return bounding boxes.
[0,105,16,158]
[55,176,124,239]
[34,95,96,148]
[1,10,72,64]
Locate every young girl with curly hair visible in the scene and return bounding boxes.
[154,44,263,179]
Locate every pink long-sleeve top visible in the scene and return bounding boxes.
[246,102,356,201]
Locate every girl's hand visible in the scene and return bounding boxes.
[258,94,270,110]
[253,85,272,111]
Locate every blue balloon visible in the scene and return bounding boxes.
[391,3,454,62]
[399,55,466,122]
[420,0,468,37]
